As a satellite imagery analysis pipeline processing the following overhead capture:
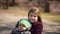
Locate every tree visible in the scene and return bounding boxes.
[12,0,15,6]
[45,1,50,13]
[3,0,8,9]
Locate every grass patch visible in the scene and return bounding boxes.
[41,13,60,22]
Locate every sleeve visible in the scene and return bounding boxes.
[10,28,18,34]
[10,28,16,34]
[32,24,43,34]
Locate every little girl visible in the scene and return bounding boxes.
[11,19,32,34]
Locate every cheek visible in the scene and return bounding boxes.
[28,17,33,22]
[35,17,38,21]
[28,16,32,20]
[23,27,26,30]
[33,17,38,22]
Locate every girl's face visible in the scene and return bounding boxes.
[28,12,38,23]
[18,24,26,31]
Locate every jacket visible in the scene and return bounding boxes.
[31,21,43,34]
[11,28,31,34]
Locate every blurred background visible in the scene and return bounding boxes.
[0,0,60,34]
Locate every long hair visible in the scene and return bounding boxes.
[28,7,42,24]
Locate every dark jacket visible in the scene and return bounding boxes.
[30,21,43,34]
[11,28,31,34]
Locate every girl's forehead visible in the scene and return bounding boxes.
[29,12,36,15]
[29,12,37,16]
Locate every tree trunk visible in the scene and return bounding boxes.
[45,1,50,13]
[12,0,15,6]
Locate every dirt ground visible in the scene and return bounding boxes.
[0,7,60,34]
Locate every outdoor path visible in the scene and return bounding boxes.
[42,19,60,34]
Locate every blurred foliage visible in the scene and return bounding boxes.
[41,13,60,22]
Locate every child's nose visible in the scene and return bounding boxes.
[32,16,34,19]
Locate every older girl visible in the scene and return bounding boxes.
[28,7,43,34]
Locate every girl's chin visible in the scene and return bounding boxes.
[31,21,35,23]
[31,21,37,23]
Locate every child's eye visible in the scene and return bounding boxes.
[34,16,36,17]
